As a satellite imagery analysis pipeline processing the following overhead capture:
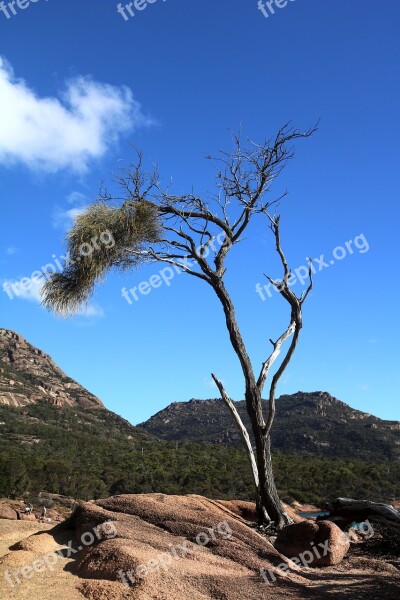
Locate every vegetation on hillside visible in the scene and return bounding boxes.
[140,394,400,460]
[0,402,399,505]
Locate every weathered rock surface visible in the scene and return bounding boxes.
[1,494,399,600]
[0,504,18,520]
[68,493,307,598]
[17,513,37,522]
[274,519,350,567]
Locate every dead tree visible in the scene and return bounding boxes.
[42,124,316,529]
[327,498,400,531]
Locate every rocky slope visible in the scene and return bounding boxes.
[139,392,400,460]
[1,494,399,600]
[0,328,104,409]
[0,329,163,501]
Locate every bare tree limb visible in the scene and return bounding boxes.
[211,373,260,490]
[257,320,296,393]
[262,221,313,439]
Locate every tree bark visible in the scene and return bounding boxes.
[211,373,270,524]
[246,385,292,529]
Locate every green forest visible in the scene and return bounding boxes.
[1,401,399,506]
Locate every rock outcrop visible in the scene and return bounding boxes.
[0,505,18,520]
[68,493,307,598]
[0,329,104,409]
[140,392,400,460]
[1,494,399,600]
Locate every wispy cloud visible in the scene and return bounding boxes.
[2,278,44,303]
[66,191,88,205]
[52,205,87,230]
[2,278,104,319]
[53,191,89,230]
[81,304,105,318]
[0,56,153,173]
[5,246,18,255]
[357,384,370,392]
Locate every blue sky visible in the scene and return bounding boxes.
[0,0,399,424]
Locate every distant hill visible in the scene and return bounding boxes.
[0,328,399,505]
[139,392,400,461]
[0,328,170,499]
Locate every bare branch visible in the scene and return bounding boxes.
[211,373,260,489]
[257,320,296,393]
[300,258,314,304]
[262,217,313,438]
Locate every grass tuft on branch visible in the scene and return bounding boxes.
[42,200,161,316]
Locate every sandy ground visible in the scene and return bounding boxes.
[0,520,83,600]
[0,520,52,558]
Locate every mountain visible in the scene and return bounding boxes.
[139,392,400,460]
[0,328,399,505]
[0,328,104,409]
[0,328,163,498]
[0,328,255,502]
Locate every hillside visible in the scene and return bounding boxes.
[0,328,104,409]
[0,329,399,505]
[139,392,400,460]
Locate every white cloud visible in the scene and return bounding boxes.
[2,277,44,303]
[53,191,90,229]
[0,56,153,173]
[2,278,104,319]
[81,304,104,318]
[52,205,87,230]
[5,246,18,255]
[66,191,88,205]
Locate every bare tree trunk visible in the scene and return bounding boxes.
[212,373,270,523]
[213,279,292,528]
[245,386,292,529]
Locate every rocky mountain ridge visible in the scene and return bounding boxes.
[1,327,399,462]
[0,328,103,409]
[139,391,400,460]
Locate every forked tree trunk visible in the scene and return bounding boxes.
[245,386,292,529]
[213,279,293,529]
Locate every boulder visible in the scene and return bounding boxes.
[0,505,18,520]
[46,509,63,521]
[18,512,37,521]
[65,493,309,597]
[274,519,350,567]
